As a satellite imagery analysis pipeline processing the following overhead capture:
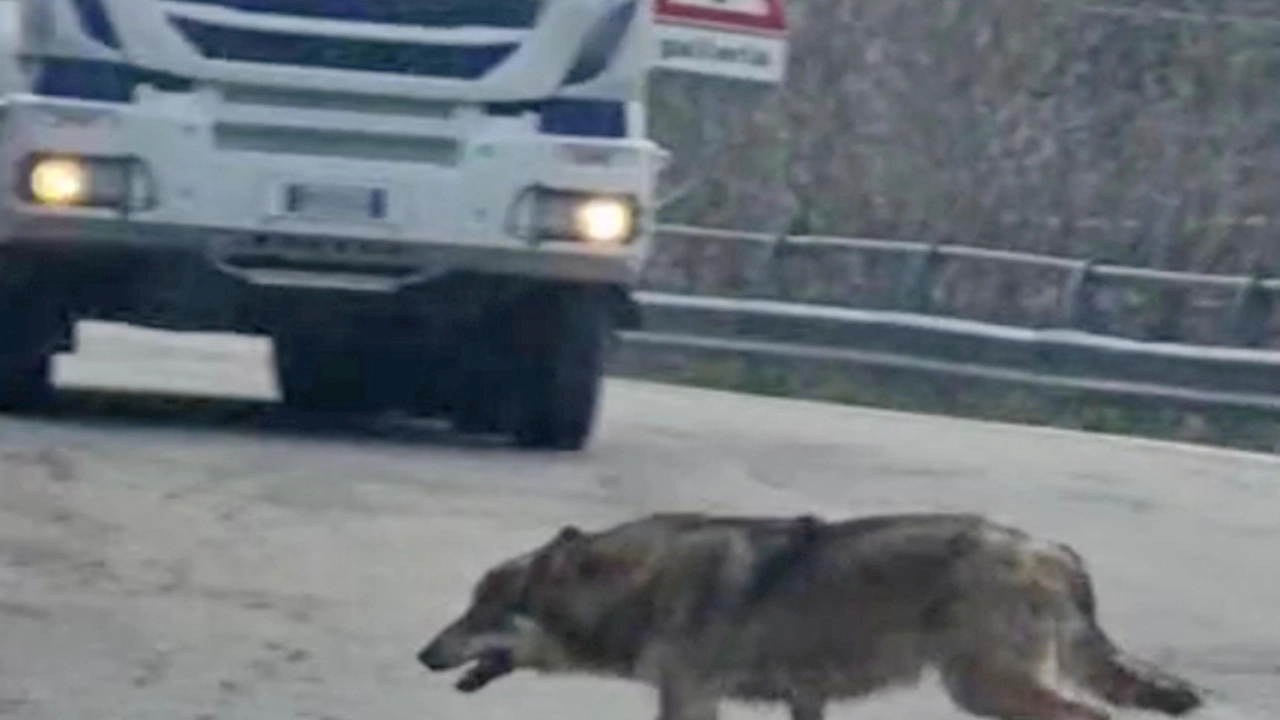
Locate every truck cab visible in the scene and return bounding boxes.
[0,0,667,449]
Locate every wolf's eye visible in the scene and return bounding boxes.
[574,554,612,580]
[474,570,530,617]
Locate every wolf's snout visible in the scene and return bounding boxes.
[417,641,458,671]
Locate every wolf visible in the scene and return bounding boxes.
[416,512,1204,720]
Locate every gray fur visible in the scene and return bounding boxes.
[417,512,1203,720]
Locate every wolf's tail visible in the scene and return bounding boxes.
[1058,564,1203,716]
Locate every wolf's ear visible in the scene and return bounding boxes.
[529,524,588,583]
[553,525,584,545]
[530,524,631,585]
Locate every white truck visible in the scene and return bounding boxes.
[0,0,785,450]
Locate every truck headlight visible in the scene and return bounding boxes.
[574,197,633,244]
[18,154,156,211]
[29,158,88,206]
[507,187,638,246]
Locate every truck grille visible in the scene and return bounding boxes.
[163,0,544,29]
[171,18,519,79]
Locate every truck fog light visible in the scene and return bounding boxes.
[29,158,87,206]
[20,154,156,211]
[574,197,633,245]
[506,187,638,246]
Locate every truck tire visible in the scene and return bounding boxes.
[451,368,504,434]
[448,321,512,435]
[510,287,609,451]
[0,298,59,413]
[0,347,54,412]
[273,335,381,414]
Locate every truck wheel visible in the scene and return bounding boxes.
[0,300,59,413]
[0,348,54,412]
[448,324,511,435]
[273,335,379,414]
[452,392,503,434]
[451,359,504,434]
[510,287,609,451]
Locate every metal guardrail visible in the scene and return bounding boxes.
[616,225,1280,413]
[652,224,1280,343]
[622,292,1280,411]
[658,224,1280,290]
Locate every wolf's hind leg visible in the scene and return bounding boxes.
[788,693,824,720]
[941,661,1111,720]
[656,674,718,720]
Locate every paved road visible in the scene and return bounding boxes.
[0,322,1276,720]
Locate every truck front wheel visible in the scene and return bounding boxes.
[0,297,61,413]
[0,345,54,412]
[509,286,610,451]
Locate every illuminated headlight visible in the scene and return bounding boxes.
[507,187,638,246]
[29,158,87,205]
[17,154,156,211]
[574,197,634,244]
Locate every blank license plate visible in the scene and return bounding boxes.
[281,182,387,222]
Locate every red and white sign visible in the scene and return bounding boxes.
[652,0,789,83]
[655,0,787,34]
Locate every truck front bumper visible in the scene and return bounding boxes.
[4,213,643,293]
[0,93,662,294]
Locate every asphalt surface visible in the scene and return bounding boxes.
[0,322,1276,720]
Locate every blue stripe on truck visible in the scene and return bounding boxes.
[540,100,626,138]
[163,0,541,29]
[488,99,627,138]
[561,0,637,87]
[170,18,519,80]
[32,59,625,139]
[33,58,192,102]
[70,0,121,48]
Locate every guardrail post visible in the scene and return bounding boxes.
[896,243,943,312]
[1058,259,1101,331]
[681,235,700,294]
[1222,273,1273,347]
[767,231,792,300]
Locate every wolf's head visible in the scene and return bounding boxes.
[417,523,649,692]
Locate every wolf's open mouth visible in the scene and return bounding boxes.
[456,650,514,692]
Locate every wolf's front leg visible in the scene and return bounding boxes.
[656,674,718,720]
[788,694,825,720]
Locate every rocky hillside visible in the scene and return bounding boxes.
[648,1,1280,266]
[645,0,1280,343]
